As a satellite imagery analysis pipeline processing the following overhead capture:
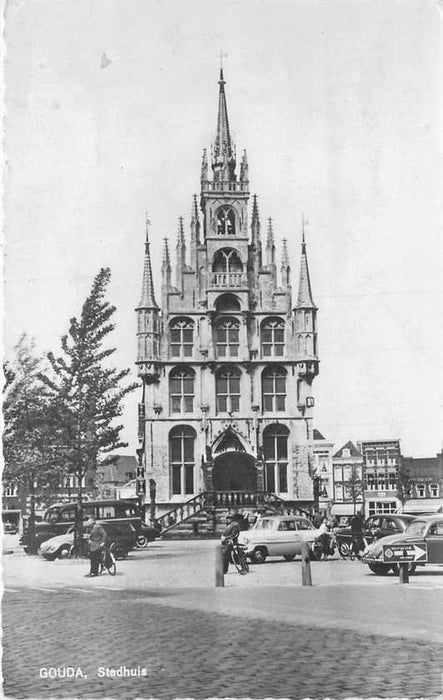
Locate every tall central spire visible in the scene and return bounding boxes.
[212,68,236,181]
[138,214,158,309]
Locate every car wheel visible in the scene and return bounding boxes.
[283,554,295,561]
[338,541,350,559]
[57,544,72,559]
[136,535,148,548]
[250,547,267,564]
[391,563,417,575]
[368,562,391,576]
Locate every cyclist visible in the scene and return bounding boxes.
[85,517,109,577]
[221,513,242,574]
[350,511,366,558]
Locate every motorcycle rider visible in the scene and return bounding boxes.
[316,516,334,558]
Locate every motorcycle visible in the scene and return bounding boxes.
[310,533,336,560]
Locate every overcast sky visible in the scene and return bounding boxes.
[4,0,442,458]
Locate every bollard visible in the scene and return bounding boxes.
[301,541,312,586]
[399,563,409,584]
[215,544,225,587]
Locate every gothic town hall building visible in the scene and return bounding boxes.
[135,70,320,523]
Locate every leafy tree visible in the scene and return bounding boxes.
[396,461,413,510]
[39,268,138,555]
[3,335,60,551]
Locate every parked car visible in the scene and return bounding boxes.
[38,521,137,560]
[362,514,443,575]
[335,514,416,557]
[20,499,142,553]
[237,515,317,564]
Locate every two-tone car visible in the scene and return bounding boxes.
[237,515,317,564]
[362,514,443,575]
[335,513,416,558]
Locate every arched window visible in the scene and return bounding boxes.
[216,206,236,235]
[430,483,439,497]
[169,368,195,413]
[261,318,285,357]
[263,425,289,493]
[169,426,195,495]
[262,367,286,412]
[170,318,194,358]
[212,248,243,273]
[216,368,241,414]
[215,318,239,357]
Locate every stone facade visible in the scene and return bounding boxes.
[135,70,319,510]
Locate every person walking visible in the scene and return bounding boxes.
[85,517,109,577]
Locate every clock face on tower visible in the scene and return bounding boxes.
[216,205,236,235]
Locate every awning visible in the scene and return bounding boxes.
[401,499,443,514]
[330,504,359,516]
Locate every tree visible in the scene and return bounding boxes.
[345,465,364,515]
[396,461,413,511]
[39,268,138,555]
[3,335,61,551]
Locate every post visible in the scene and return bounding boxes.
[27,475,37,554]
[215,544,225,587]
[301,541,312,586]
[399,563,409,584]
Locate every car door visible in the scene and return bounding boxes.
[295,519,314,553]
[425,521,443,564]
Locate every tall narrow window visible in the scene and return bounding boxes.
[263,425,289,493]
[216,368,241,413]
[215,318,239,357]
[262,367,286,412]
[261,318,285,357]
[170,319,194,358]
[169,368,195,413]
[170,426,195,496]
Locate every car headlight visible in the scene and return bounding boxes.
[242,537,249,545]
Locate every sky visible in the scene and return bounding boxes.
[3,0,442,458]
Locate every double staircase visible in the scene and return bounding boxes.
[155,491,311,539]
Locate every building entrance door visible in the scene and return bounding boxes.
[212,452,257,491]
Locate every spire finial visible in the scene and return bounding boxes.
[219,49,227,74]
[301,213,309,245]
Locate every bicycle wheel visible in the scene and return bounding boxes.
[231,547,248,575]
[338,541,350,559]
[105,552,116,576]
[238,548,249,573]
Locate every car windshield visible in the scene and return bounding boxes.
[255,519,273,530]
[44,507,60,523]
[405,521,427,537]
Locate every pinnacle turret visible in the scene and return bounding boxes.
[137,214,158,310]
[296,231,316,308]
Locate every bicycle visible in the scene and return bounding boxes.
[349,536,368,561]
[98,545,117,576]
[225,538,249,575]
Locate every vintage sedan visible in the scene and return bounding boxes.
[362,514,443,575]
[335,513,416,557]
[38,522,137,560]
[237,515,317,564]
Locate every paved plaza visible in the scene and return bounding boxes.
[2,538,443,699]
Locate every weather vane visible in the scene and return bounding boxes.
[219,49,228,69]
